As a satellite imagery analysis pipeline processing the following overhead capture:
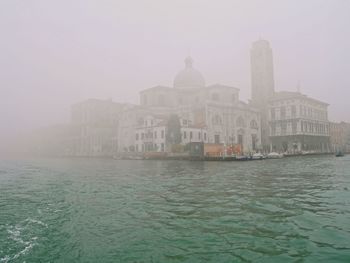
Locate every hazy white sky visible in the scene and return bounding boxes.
[1,0,349,138]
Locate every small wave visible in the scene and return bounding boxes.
[25,218,48,228]
[1,243,36,263]
[12,242,35,261]
[7,226,25,244]
[0,255,10,263]
[4,226,37,263]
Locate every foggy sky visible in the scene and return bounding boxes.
[1,0,350,141]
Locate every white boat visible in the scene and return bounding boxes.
[267,152,284,159]
[252,153,265,160]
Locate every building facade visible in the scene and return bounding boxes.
[134,114,208,153]
[70,99,125,156]
[330,122,350,153]
[268,91,330,153]
[134,57,262,154]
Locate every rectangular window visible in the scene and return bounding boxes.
[161,143,164,152]
[190,131,193,140]
[214,134,220,144]
[161,130,164,139]
[136,133,139,140]
[154,131,157,139]
[184,131,187,139]
[198,132,201,140]
[204,133,207,141]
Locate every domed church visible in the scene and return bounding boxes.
[119,57,261,154]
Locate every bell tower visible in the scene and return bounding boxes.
[250,39,275,151]
[250,39,275,106]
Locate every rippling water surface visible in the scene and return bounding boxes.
[1,156,350,262]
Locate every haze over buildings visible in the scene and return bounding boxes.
[1,0,350,145]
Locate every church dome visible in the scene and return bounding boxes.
[173,57,205,88]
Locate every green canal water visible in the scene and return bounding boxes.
[1,156,350,262]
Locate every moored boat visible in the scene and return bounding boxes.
[251,153,265,160]
[267,152,284,159]
[335,151,344,157]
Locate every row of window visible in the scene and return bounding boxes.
[136,130,165,140]
[138,118,156,127]
[212,115,258,129]
[271,105,327,121]
[300,106,327,120]
[270,106,297,120]
[136,130,208,141]
[301,121,329,134]
[182,119,193,126]
[271,121,298,136]
[270,121,330,136]
[183,131,207,141]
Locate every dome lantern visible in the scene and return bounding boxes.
[185,56,193,68]
[173,57,205,89]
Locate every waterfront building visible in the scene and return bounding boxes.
[268,91,330,152]
[34,40,334,157]
[134,114,208,153]
[116,105,153,153]
[70,99,125,156]
[250,39,275,151]
[330,122,350,153]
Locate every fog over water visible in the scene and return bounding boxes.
[1,0,349,142]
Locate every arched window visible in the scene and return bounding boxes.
[236,116,245,127]
[250,119,258,129]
